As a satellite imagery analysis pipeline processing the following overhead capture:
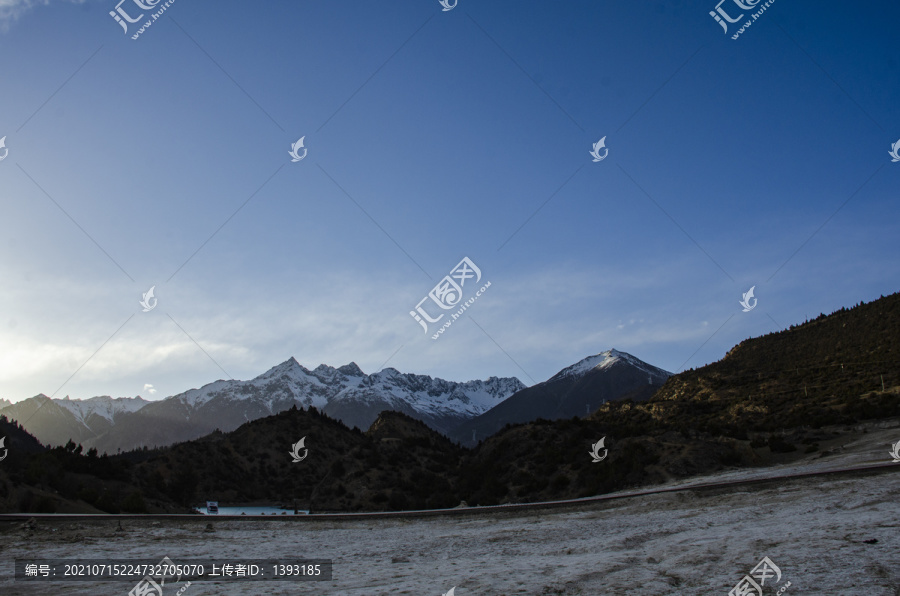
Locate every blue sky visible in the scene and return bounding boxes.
[1,0,898,402]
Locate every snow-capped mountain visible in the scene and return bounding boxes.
[46,358,524,454]
[323,364,524,434]
[449,349,671,446]
[548,349,670,384]
[1,351,670,454]
[0,394,150,448]
[56,395,149,423]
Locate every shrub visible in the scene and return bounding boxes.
[767,436,797,453]
[550,473,570,489]
[34,495,57,513]
[96,492,120,513]
[121,491,148,513]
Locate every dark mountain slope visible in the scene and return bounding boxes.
[641,292,900,435]
[129,407,466,512]
[450,349,670,446]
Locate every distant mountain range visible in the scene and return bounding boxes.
[1,350,668,454]
[0,395,149,450]
[449,349,671,446]
[1,358,525,454]
[2,291,897,514]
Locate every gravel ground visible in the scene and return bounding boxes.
[2,421,899,595]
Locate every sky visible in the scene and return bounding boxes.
[0,0,898,402]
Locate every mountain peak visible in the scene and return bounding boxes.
[549,350,622,381]
[337,362,364,377]
[449,349,672,446]
[547,349,671,383]
[269,357,306,375]
[366,410,436,441]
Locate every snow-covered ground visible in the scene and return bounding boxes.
[2,421,899,595]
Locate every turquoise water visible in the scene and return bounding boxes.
[198,506,307,515]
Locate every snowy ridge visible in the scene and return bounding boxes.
[55,395,150,424]
[334,368,525,417]
[549,349,671,383]
[2,357,523,451]
[168,357,525,421]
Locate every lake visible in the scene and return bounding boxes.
[196,505,308,515]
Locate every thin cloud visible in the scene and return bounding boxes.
[0,0,89,30]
